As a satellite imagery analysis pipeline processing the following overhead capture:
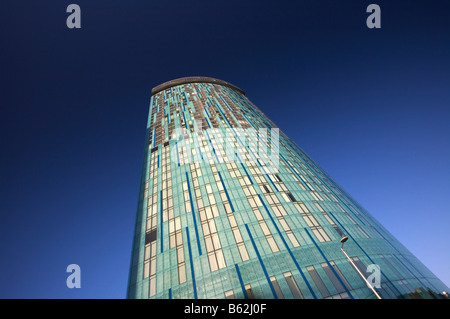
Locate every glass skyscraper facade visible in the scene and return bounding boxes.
[127,76,449,299]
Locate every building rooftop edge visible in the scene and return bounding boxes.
[151,76,245,96]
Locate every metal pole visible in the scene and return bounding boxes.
[340,247,382,299]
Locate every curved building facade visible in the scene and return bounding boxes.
[127,77,449,299]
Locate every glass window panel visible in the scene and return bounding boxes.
[212,233,221,249]
[329,261,352,290]
[267,236,279,252]
[260,222,271,235]
[199,208,206,220]
[283,272,304,299]
[169,234,176,248]
[321,262,346,294]
[340,292,350,299]
[318,229,331,241]
[233,229,243,242]
[208,219,217,233]
[312,229,324,242]
[177,247,184,263]
[202,223,210,236]
[333,225,344,237]
[287,232,300,247]
[245,284,255,299]
[304,217,315,227]
[176,232,183,246]
[178,264,186,284]
[270,276,285,299]
[150,259,156,276]
[149,277,156,297]
[307,265,331,298]
[205,237,214,252]
[356,225,370,238]
[208,253,218,272]
[253,210,263,221]
[228,215,237,227]
[279,219,289,231]
[272,206,281,217]
[205,206,213,219]
[212,205,219,217]
[238,244,249,261]
[143,261,150,279]
[144,245,150,260]
[350,256,366,274]
[216,251,226,269]
[224,290,235,299]
[175,217,181,231]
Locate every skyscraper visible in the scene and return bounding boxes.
[127,76,449,299]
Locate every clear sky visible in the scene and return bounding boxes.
[0,0,449,298]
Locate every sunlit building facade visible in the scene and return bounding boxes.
[127,76,449,299]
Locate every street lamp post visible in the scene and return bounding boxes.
[340,236,382,299]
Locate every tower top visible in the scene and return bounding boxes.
[151,76,245,96]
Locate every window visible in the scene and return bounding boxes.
[266,236,280,253]
[270,276,285,299]
[149,277,156,298]
[145,229,157,245]
[356,224,370,239]
[245,284,255,299]
[333,225,345,237]
[283,272,304,299]
[329,261,352,290]
[350,256,368,277]
[295,202,331,242]
[306,265,331,298]
[224,290,235,299]
[321,262,347,294]
[379,255,415,294]
[191,175,227,272]
[286,192,297,202]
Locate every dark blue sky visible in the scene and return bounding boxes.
[1,1,449,298]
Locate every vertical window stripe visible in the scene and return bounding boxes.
[185,172,202,255]
[185,227,198,299]
[235,264,247,299]
[303,228,353,298]
[257,194,317,299]
[244,224,278,299]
